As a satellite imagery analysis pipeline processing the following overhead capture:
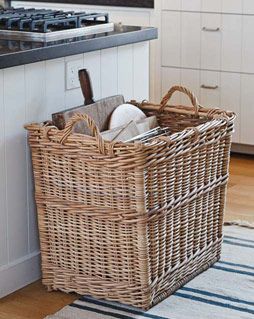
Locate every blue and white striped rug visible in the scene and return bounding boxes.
[46,226,254,319]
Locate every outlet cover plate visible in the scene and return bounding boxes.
[66,59,83,90]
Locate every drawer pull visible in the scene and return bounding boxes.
[202,27,220,32]
[201,85,219,90]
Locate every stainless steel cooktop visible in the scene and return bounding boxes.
[0,8,114,41]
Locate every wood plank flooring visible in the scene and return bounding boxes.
[0,153,253,319]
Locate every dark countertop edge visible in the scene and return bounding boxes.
[15,0,154,9]
[0,27,157,69]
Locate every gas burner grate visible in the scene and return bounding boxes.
[0,8,110,33]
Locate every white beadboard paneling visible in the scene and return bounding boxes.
[83,50,101,100]
[181,12,201,69]
[220,73,241,143]
[161,67,181,105]
[161,11,181,68]
[202,0,221,12]
[45,58,65,117]
[182,0,201,11]
[4,66,28,262]
[162,0,181,10]
[201,14,221,70]
[200,71,221,108]
[180,69,200,106]
[221,15,242,73]
[0,70,8,267]
[242,16,254,74]
[222,0,242,14]
[101,47,118,98]
[117,45,133,101]
[65,54,84,109]
[243,0,254,14]
[241,74,254,145]
[25,62,46,123]
[25,62,46,254]
[133,42,149,101]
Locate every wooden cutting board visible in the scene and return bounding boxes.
[52,95,125,135]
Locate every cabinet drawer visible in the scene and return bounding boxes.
[162,11,243,72]
[162,0,243,14]
[161,67,241,143]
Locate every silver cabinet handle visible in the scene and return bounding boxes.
[202,27,220,32]
[201,85,219,90]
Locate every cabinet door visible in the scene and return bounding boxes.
[201,14,221,70]
[222,0,242,13]
[161,67,181,105]
[180,69,200,106]
[242,16,254,74]
[182,0,201,11]
[243,0,254,14]
[161,11,181,67]
[181,12,201,69]
[220,73,241,143]
[221,14,242,73]
[162,0,181,10]
[241,74,254,145]
[202,0,221,12]
[200,71,221,108]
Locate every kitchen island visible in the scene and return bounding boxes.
[0,21,157,298]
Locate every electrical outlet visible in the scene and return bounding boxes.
[66,59,83,90]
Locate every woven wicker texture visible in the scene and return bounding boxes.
[25,86,235,309]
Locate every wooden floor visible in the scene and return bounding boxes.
[0,153,253,319]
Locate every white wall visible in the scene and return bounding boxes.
[0,42,149,298]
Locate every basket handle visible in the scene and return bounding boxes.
[60,113,106,154]
[159,85,200,116]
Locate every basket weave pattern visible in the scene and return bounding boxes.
[25,86,235,309]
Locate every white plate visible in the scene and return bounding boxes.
[109,103,146,129]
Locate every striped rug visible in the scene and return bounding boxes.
[46,226,254,319]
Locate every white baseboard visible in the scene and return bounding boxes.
[231,143,254,155]
[0,251,41,298]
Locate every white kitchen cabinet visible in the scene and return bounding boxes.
[222,0,242,14]
[161,67,241,143]
[161,11,181,67]
[241,74,254,145]
[202,0,221,12]
[242,16,254,74]
[221,15,242,73]
[161,67,200,106]
[180,69,201,106]
[220,73,241,143]
[162,12,243,73]
[161,2,254,149]
[243,0,254,14]
[162,0,181,10]
[181,12,201,69]
[182,0,201,12]
[200,71,221,108]
[201,14,221,70]
[161,67,181,105]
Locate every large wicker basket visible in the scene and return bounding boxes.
[25,86,235,310]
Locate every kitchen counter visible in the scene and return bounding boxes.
[0,25,157,69]
[15,0,154,8]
